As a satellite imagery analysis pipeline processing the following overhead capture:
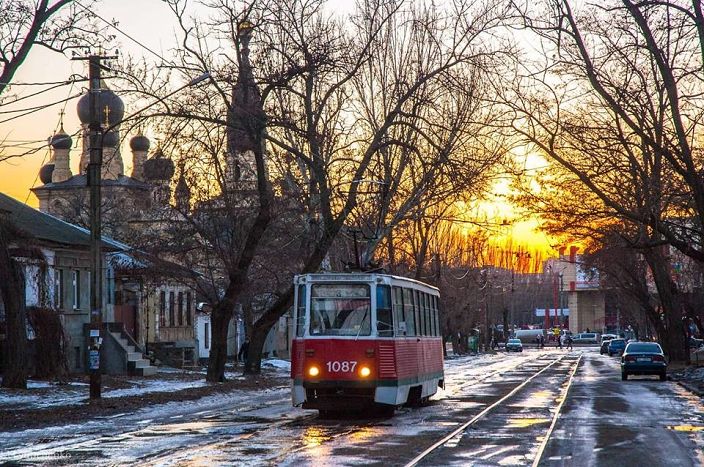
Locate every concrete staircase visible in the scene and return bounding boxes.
[110,331,157,376]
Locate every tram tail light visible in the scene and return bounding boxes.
[308,365,320,377]
[359,366,371,378]
[305,349,315,357]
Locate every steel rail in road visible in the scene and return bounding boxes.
[531,354,582,467]
[448,353,544,396]
[404,354,573,467]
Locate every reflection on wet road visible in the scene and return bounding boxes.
[1,350,702,466]
[542,351,704,466]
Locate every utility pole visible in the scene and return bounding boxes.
[73,53,115,400]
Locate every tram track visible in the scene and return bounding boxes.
[405,353,582,466]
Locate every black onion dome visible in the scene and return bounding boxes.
[77,85,125,126]
[102,131,120,148]
[39,163,55,184]
[50,128,72,149]
[130,134,150,152]
[143,148,175,180]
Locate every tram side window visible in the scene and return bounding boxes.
[415,292,421,336]
[393,287,406,335]
[376,285,393,337]
[423,292,433,336]
[296,284,306,337]
[403,288,416,336]
[430,295,437,336]
[433,297,442,336]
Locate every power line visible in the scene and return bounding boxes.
[0,78,89,86]
[0,77,86,106]
[0,93,82,125]
[74,1,174,66]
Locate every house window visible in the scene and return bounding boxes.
[169,291,175,326]
[186,292,192,326]
[55,269,64,309]
[178,292,184,326]
[106,270,113,305]
[159,291,166,327]
[204,322,210,349]
[72,270,80,309]
[74,346,81,369]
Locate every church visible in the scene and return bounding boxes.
[31,84,188,242]
[24,84,202,371]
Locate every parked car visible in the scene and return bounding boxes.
[573,333,599,344]
[621,342,667,381]
[601,333,618,342]
[505,338,523,352]
[607,338,627,356]
[688,337,704,349]
[599,339,611,355]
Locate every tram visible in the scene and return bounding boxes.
[291,273,444,415]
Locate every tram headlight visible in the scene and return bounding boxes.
[308,365,320,377]
[359,366,371,378]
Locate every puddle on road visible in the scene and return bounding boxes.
[667,425,704,432]
[507,417,550,428]
[302,426,334,447]
[510,390,554,409]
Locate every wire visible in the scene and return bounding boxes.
[0,93,82,125]
[73,0,174,66]
[0,78,89,86]
[24,78,81,205]
[0,77,87,106]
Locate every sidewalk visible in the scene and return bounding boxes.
[0,359,291,432]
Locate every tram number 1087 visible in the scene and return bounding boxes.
[327,360,357,372]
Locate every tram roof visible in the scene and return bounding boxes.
[294,272,439,293]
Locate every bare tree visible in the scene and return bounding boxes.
[0,216,29,388]
[503,0,704,358]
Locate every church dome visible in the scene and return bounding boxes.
[102,131,120,148]
[76,85,125,126]
[39,162,55,184]
[50,128,72,149]
[130,134,150,152]
[144,148,175,181]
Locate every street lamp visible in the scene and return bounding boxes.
[87,70,210,399]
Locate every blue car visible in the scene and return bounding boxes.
[607,338,627,356]
[621,342,667,381]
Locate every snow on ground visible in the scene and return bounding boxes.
[0,358,292,411]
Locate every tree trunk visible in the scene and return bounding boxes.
[0,227,28,389]
[642,248,687,360]
[206,301,233,382]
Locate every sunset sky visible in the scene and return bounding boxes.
[0,0,558,260]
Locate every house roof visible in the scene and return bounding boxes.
[0,192,125,251]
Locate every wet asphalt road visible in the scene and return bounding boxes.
[1,349,703,466]
[541,350,704,466]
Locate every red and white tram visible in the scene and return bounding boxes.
[291,273,444,415]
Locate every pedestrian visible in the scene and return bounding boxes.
[539,334,544,349]
[557,334,562,349]
[238,337,250,363]
[566,334,573,350]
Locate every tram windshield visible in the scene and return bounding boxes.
[310,284,371,336]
